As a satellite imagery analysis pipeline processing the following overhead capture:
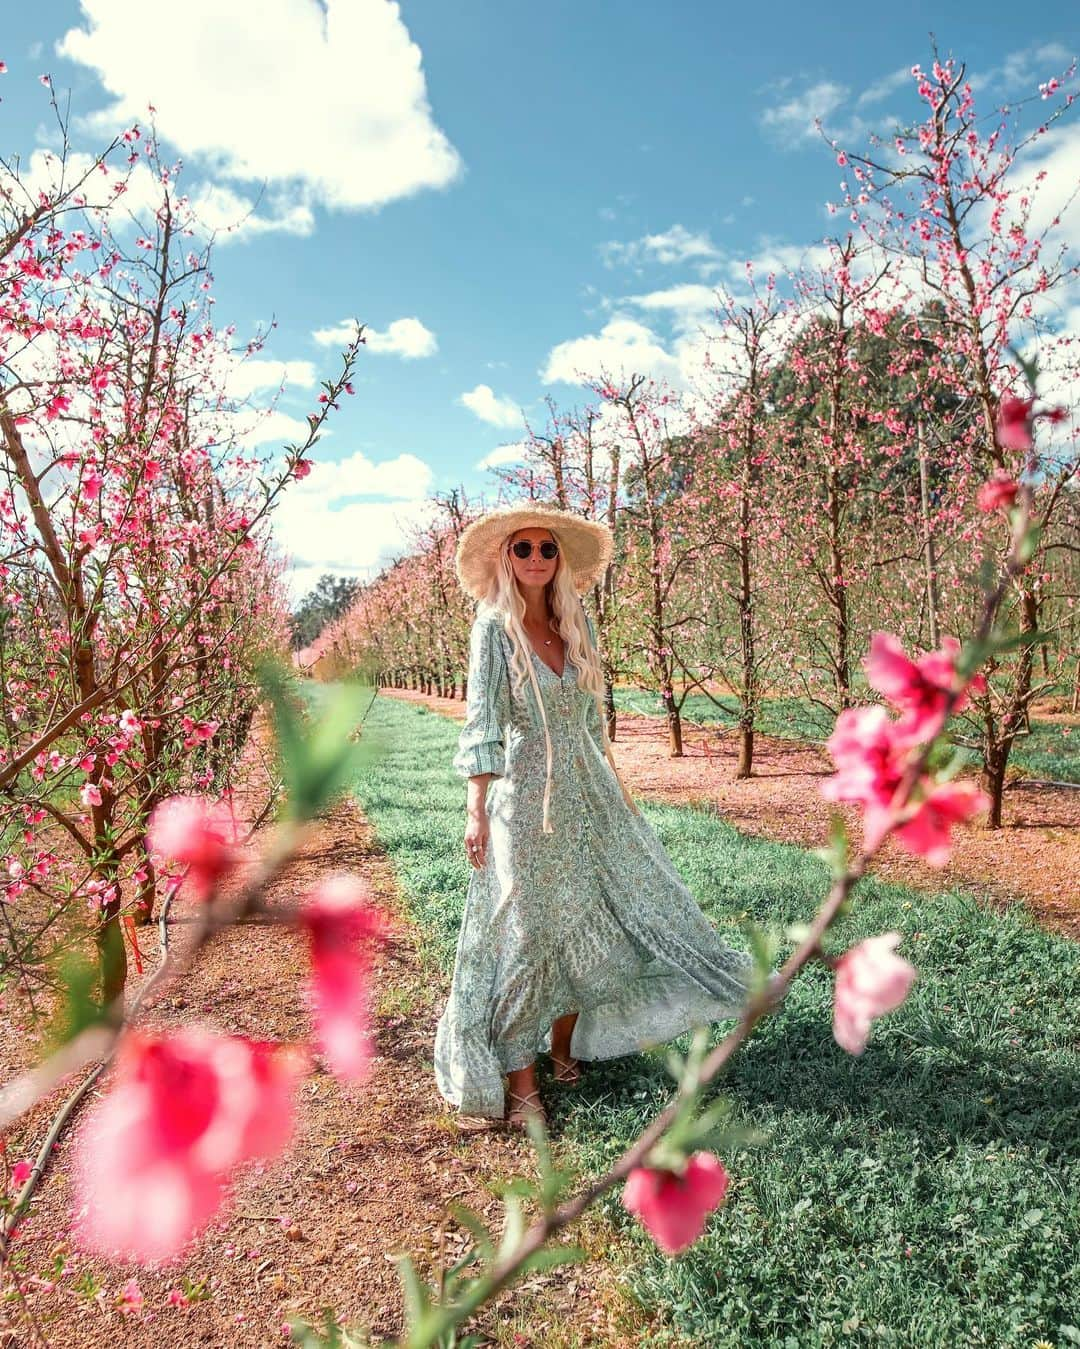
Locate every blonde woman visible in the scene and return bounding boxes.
[434,504,752,1129]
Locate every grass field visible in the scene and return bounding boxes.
[614,688,1080,785]
[344,692,1080,1349]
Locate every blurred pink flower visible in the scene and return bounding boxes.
[80,782,103,808]
[833,933,917,1055]
[301,874,388,1083]
[997,394,1034,450]
[622,1151,730,1254]
[10,1159,32,1186]
[864,632,981,744]
[976,472,1019,513]
[821,705,904,819]
[146,795,238,900]
[117,1278,144,1315]
[893,779,989,867]
[74,1029,302,1262]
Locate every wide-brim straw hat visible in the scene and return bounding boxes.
[455,503,613,602]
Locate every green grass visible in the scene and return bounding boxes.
[616,688,1080,784]
[344,692,1080,1349]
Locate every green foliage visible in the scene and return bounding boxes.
[261,664,379,821]
[290,573,361,651]
[350,696,1080,1349]
[47,949,114,1048]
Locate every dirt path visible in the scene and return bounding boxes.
[385,688,1080,940]
[2,801,649,1348]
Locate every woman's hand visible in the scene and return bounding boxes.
[465,806,490,869]
[465,772,493,869]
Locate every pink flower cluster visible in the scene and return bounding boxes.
[146,794,239,900]
[822,633,989,865]
[71,805,388,1261]
[74,1030,304,1262]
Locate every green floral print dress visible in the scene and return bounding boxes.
[434,609,753,1118]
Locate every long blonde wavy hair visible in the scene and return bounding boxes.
[481,526,638,833]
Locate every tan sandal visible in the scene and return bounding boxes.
[505,1087,547,1131]
[551,1053,581,1086]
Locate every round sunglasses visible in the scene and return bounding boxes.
[509,540,559,561]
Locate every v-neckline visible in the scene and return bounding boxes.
[528,642,567,681]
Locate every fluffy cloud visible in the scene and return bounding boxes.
[313,317,437,359]
[58,0,462,214]
[759,79,857,146]
[459,384,523,428]
[601,224,722,270]
[541,317,683,389]
[274,448,437,598]
[475,441,529,470]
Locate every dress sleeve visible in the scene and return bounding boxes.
[453,617,510,779]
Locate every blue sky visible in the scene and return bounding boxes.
[3,2,1078,600]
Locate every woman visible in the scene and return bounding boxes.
[434,504,752,1129]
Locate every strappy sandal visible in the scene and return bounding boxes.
[505,1087,547,1131]
[551,1053,581,1087]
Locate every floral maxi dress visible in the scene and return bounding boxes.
[433,612,753,1118]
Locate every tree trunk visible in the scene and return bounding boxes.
[662,689,683,756]
[982,739,1009,830]
[918,418,941,648]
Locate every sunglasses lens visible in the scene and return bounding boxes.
[510,540,559,560]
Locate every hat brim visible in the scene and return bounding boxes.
[455,505,613,602]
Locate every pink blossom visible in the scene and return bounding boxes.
[894,779,989,866]
[864,632,979,744]
[293,459,313,480]
[117,1278,144,1315]
[82,468,104,500]
[167,1288,190,1308]
[118,709,142,735]
[74,1030,302,1262]
[143,459,163,483]
[146,795,238,900]
[821,705,904,825]
[80,782,103,808]
[977,472,1020,513]
[622,1151,730,1254]
[301,875,388,1083]
[10,1159,32,1186]
[833,933,917,1055]
[996,394,1034,451]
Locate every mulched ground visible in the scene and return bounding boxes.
[386,687,1080,940]
[0,731,653,1347]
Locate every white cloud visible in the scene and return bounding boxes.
[58,0,463,214]
[856,67,910,108]
[625,283,719,325]
[274,448,437,597]
[760,79,854,146]
[541,317,683,389]
[602,223,722,270]
[313,316,437,358]
[476,441,529,470]
[459,384,523,428]
[973,41,1074,95]
[366,318,438,359]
